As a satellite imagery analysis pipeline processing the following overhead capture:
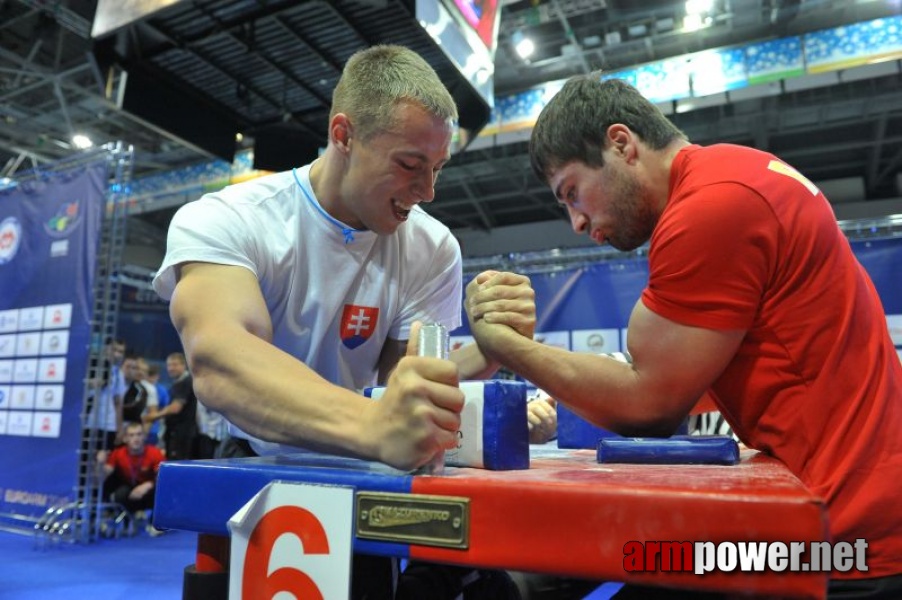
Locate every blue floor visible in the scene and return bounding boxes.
[0,527,620,599]
[0,527,194,600]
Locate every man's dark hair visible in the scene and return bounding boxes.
[529,75,687,182]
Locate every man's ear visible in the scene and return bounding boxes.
[330,113,352,153]
[606,124,636,163]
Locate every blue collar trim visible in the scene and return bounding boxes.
[292,168,360,244]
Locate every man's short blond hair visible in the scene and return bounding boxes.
[331,45,458,141]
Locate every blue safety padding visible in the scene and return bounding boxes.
[481,380,530,470]
[556,403,620,449]
[596,435,740,465]
[154,453,414,557]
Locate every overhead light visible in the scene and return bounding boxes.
[71,134,93,149]
[685,0,714,15]
[683,13,713,32]
[684,0,716,31]
[512,31,535,60]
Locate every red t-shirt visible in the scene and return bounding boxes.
[642,144,902,578]
[106,444,165,486]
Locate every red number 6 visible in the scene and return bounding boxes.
[242,505,331,599]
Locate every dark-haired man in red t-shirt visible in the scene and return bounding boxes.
[468,76,902,599]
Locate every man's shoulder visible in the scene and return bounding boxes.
[408,205,452,234]
[676,144,776,188]
[180,171,298,221]
[403,207,458,253]
[214,170,295,201]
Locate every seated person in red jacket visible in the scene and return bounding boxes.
[99,421,165,513]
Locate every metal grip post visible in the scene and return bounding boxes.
[414,323,449,475]
[417,323,449,360]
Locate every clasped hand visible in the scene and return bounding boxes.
[465,270,535,355]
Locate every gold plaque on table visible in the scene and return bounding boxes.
[355,491,469,549]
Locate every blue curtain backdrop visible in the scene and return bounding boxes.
[455,237,902,352]
[852,238,902,315]
[0,160,106,522]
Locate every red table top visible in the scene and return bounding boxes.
[414,447,828,597]
[156,446,829,598]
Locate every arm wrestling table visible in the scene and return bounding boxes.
[154,446,829,599]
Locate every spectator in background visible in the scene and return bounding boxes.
[526,389,557,445]
[144,362,170,447]
[98,421,164,516]
[157,352,197,460]
[84,338,126,450]
[121,356,158,431]
[80,338,128,501]
[146,352,198,460]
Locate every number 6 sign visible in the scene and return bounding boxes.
[228,481,354,600]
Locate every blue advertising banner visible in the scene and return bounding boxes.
[851,238,902,314]
[0,160,106,523]
[852,238,902,354]
[455,236,902,356]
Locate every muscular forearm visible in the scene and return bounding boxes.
[184,327,377,459]
[478,326,685,436]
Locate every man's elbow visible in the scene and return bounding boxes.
[606,402,689,438]
[615,418,685,438]
[187,368,229,415]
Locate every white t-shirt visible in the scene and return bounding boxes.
[153,164,463,454]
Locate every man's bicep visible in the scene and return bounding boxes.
[169,262,273,347]
[628,300,744,419]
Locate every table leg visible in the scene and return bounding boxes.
[182,533,230,600]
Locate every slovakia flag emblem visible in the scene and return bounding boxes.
[340,304,380,349]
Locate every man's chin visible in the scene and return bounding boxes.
[609,236,647,252]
